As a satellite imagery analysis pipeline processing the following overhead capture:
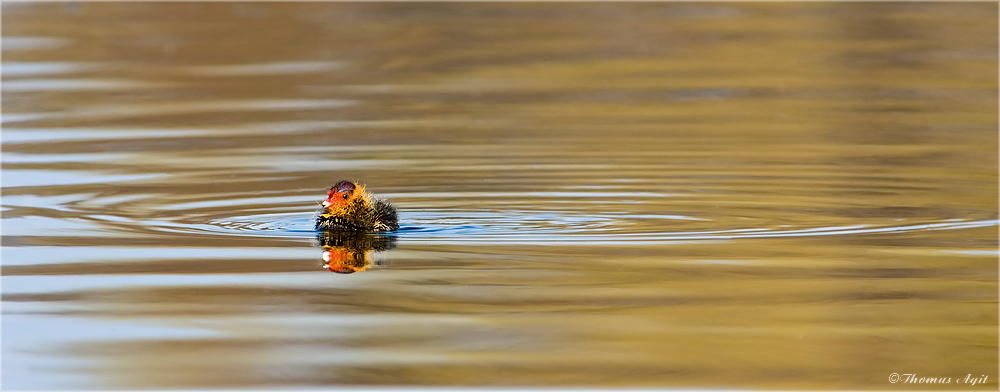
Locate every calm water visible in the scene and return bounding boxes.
[2,2,997,390]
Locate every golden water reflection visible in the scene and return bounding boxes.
[2,2,997,390]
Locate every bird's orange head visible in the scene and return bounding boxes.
[323,180,362,210]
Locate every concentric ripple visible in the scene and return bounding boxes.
[199,206,999,246]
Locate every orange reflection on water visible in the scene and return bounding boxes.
[316,231,397,274]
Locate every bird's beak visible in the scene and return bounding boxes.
[322,199,332,208]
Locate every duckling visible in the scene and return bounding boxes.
[315,180,399,232]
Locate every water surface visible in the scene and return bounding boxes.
[2,2,997,389]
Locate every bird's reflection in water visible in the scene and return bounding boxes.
[315,231,397,274]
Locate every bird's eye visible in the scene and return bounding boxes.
[342,194,349,200]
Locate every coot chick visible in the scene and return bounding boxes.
[315,180,399,232]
